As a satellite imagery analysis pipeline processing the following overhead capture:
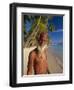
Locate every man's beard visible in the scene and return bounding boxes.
[37,44,48,53]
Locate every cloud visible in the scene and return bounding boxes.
[52,29,63,33]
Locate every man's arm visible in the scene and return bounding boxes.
[27,52,35,75]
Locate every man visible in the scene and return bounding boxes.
[27,32,50,75]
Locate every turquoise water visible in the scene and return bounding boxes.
[48,44,63,61]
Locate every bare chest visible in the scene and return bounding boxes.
[35,52,47,64]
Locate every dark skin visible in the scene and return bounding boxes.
[27,33,50,75]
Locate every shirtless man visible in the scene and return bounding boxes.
[27,32,50,75]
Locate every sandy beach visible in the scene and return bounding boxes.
[23,46,63,75]
[47,47,63,74]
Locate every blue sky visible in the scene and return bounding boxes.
[25,20,32,32]
[48,16,63,44]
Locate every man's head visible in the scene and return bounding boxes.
[38,32,48,46]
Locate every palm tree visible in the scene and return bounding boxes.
[23,15,55,47]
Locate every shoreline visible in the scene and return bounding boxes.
[48,45,63,61]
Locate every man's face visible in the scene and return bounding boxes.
[38,33,48,46]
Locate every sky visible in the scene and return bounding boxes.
[48,16,63,44]
[25,20,32,32]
